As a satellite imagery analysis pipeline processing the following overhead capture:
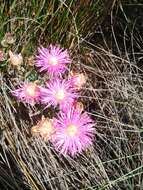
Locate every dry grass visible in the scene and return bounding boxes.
[0,0,143,190]
[0,41,143,189]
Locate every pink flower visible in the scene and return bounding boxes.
[52,108,95,156]
[35,45,70,77]
[12,82,41,105]
[41,79,77,110]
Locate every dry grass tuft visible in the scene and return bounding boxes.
[0,1,143,190]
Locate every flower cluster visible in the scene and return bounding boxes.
[12,45,95,157]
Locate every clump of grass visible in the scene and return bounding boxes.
[0,0,143,190]
[0,0,116,53]
[1,40,143,189]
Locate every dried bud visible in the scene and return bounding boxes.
[0,50,6,61]
[69,71,87,89]
[5,32,15,44]
[9,50,23,66]
[73,101,84,112]
[1,33,15,47]
[31,116,55,141]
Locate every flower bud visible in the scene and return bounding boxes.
[1,33,15,47]
[31,116,55,141]
[9,50,23,66]
[69,71,87,89]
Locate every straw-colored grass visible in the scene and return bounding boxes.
[0,0,143,190]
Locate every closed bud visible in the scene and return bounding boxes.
[31,116,55,141]
[9,50,23,66]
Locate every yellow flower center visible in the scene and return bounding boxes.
[66,124,78,137]
[49,57,58,65]
[55,89,65,101]
[25,84,37,97]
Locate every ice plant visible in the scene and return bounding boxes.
[31,116,55,140]
[1,32,15,47]
[12,82,41,105]
[72,101,84,112]
[69,71,87,90]
[4,32,15,44]
[41,79,77,110]
[9,50,23,67]
[35,45,70,76]
[52,108,94,156]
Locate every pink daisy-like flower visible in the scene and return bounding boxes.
[12,82,41,105]
[52,108,95,156]
[41,79,77,111]
[35,45,70,77]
